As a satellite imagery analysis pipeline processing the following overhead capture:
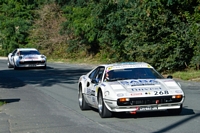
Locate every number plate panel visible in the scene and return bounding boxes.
[139,106,158,111]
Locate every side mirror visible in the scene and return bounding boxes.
[9,53,13,56]
[167,75,173,79]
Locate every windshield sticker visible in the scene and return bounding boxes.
[112,64,152,69]
[106,67,113,71]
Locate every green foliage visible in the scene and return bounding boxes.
[60,0,200,72]
[0,0,34,55]
[1,0,200,72]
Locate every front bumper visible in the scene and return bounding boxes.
[17,60,46,67]
[104,96,184,112]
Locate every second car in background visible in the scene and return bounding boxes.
[7,48,47,70]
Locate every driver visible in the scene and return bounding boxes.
[104,71,109,81]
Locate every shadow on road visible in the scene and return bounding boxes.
[89,105,195,119]
[0,64,92,89]
[0,98,20,103]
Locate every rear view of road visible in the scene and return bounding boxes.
[0,59,200,133]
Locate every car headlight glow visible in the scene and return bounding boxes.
[119,98,130,102]
[172,95,182,99]
[41,55,45,58]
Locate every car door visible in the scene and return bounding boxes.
[86,66,105,106]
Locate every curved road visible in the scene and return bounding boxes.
[0,59,200,133]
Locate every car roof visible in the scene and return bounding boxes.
[100,62,153,69]
[17,48,38,51]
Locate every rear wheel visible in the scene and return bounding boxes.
[98,90,112,118]
[78,85,90,110]
[168,104,182,115]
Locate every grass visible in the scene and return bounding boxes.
[169,70,200,81]
[0,101,6,106]
[48,57,200,82]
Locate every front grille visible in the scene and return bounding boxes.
[19,61,45,64]
[117,96,182,106]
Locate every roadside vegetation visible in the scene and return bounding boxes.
[0,0,200,81]
[0,101,5,107]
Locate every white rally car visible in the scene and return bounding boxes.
[78,62,185,118]
[7,48,47,70]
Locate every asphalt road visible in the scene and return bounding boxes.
[0,59,200,133]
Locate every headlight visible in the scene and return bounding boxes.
[41,55,45,58]
[104,91,109,96]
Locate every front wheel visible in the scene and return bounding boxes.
[14,62,19,70]
[7,60,13,68]
[168,104,182,115]
[78,85,90,110]
[98,90,112,118]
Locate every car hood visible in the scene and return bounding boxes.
[106,79,184,97]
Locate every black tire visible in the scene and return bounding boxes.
[98,90,112,118]
[14,62,19,70]
[168,104,182,115]
[7,60,13,68]
[41,65,46,69]
[78,85,90,110]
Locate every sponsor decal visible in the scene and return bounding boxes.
[132,87,162,91]
[111,85,124,90]
[145,92,151,95]
[130,93,142,96]
[101,83,106,87]
[92,97,95,102]
[117,93,124,97]
[86,88,95,96]
[164,81,178,86]
[120,79,159,86]
[25,57,38,59]
[175,90,183,93]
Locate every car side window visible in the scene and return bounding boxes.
[95,67,105,82]
[89,66,105,82]
[89,68,99,79]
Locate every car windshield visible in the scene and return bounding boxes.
[107,68,164,81]
[20,50,40,55]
